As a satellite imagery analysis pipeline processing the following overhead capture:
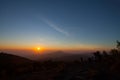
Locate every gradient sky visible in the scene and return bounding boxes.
[0,0,120,51]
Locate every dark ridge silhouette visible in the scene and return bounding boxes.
[0,52,33,65]
[0,52,34,80]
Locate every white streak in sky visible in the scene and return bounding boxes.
[42,18,69,36]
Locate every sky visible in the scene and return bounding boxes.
[0,0,120,52]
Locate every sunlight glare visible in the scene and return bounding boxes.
[37,47,41,51]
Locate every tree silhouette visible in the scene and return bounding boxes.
[110,40,120,57]
[93,51,102,61]
[102,51,108,58]
[116,40,120,50]
[110,49,119,55]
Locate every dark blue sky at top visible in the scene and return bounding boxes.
[0,0,120,49]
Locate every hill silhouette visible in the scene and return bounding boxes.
[0,52,34,80]
[0,52,33,65]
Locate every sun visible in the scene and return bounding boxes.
[34,47,44,53]
[37,47,41,51]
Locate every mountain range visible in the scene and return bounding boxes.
[37,51,91,61]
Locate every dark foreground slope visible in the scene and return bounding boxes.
[0,52,34,80]
[0,52,33,65]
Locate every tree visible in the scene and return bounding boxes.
[102,51,108,57]
[110,49,119,56]
[93,51,102,61]
[116,40,120,50]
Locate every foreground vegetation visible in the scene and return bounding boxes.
[0,41,120,80]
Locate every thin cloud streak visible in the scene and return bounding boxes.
[42,18,70,36]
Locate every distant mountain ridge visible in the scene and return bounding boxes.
[0,51,91,62]
[38,51,90,61]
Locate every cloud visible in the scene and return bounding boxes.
[42,18,69,36]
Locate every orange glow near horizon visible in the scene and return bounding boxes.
[0,44,111,53]
[32,47,45,54]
